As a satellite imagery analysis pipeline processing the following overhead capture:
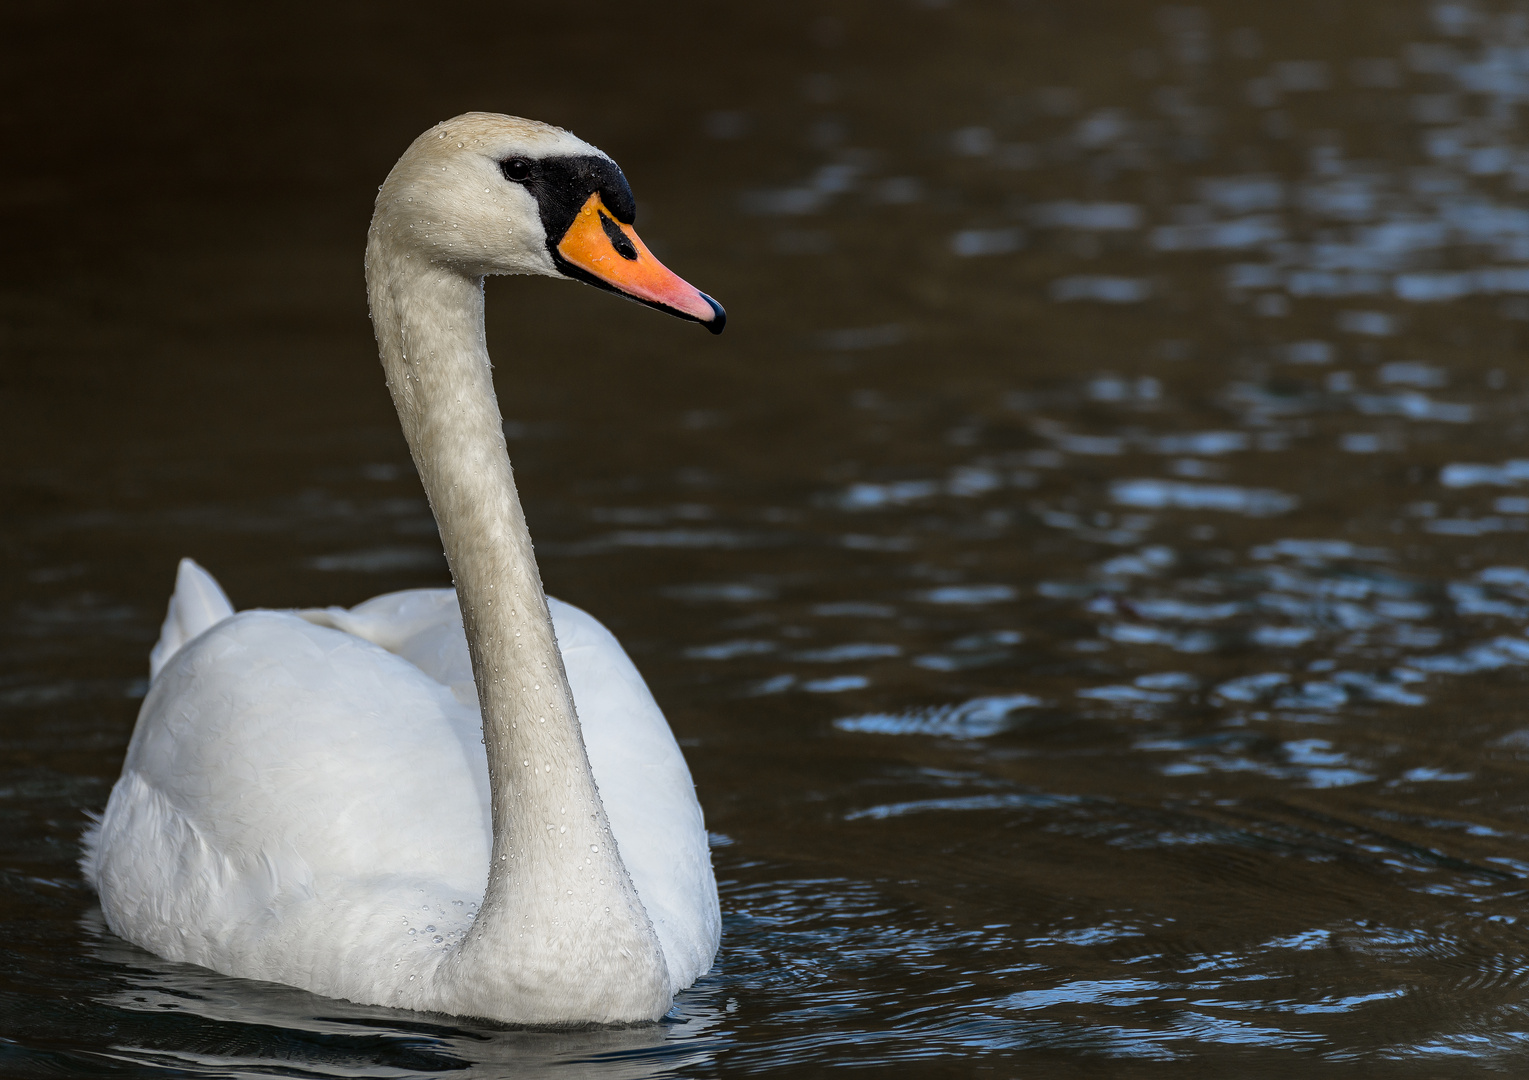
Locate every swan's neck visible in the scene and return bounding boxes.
[365,231,669,1022]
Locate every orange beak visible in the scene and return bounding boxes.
[555,194,725,333]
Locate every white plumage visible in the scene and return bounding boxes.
[85,562,717,1007]
[84,113,725,1024]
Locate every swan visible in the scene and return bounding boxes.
[82,113,726,1026]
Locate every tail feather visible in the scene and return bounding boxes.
[148,558,235,681]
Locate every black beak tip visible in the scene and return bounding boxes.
[700,294,726,335]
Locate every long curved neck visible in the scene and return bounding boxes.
[364,226,669,1022]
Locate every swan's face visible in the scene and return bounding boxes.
[377,113,724,333]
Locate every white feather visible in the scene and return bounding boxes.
[147,557,235,680]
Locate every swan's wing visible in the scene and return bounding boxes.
[548,597,721,993]
[296,587,720,991]
[91,611,491,992]
[300,588,477,706]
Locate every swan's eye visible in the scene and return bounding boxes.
[501,159,532,182]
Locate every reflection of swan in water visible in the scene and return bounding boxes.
[81,911,726,1078]
[82,113,725,1025]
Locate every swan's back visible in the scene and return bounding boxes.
[85,569,718,1005]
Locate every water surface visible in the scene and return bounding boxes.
[6,0,1529,1074]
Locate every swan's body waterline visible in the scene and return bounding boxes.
[84,113,723,1024]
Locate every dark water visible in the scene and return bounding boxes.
[8,0,1529,1073]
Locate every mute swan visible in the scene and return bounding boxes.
[82,113,725,1025]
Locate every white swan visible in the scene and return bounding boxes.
[82,113,726,1026]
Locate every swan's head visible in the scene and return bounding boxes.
[373,112,724,333]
